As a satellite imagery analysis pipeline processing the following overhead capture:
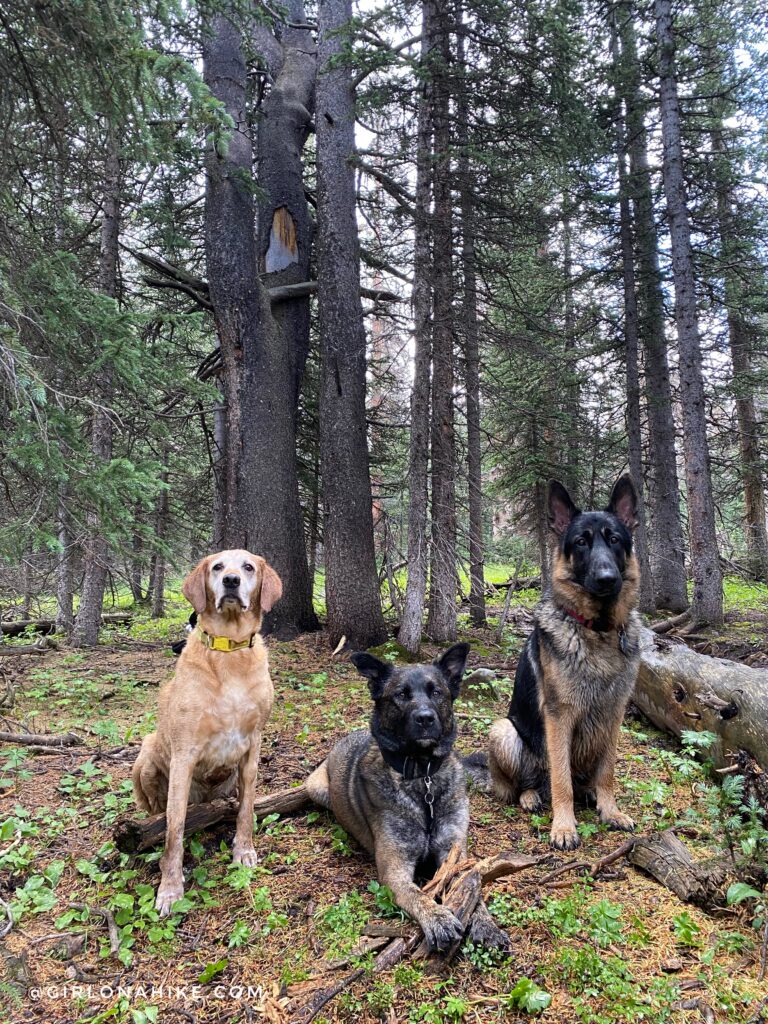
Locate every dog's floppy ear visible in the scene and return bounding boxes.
[350,651,392,700]
[182,557,210,615]
[606,474,638,531]
[548,480,579,536]
[435,642,470,699]
[258,560,283,613]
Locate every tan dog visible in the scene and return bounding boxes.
[132,550,282,916]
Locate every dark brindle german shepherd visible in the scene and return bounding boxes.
[305,644,507,951]
[488,476,641,851]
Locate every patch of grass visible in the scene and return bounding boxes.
[722,576,768,617]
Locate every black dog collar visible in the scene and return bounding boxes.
[380,748,448,781]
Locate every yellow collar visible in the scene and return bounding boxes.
[196,627,256,652]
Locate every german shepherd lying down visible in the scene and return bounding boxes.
[488,476,641,851]
[305,644,507,951]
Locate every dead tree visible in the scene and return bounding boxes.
[636,628,768,770]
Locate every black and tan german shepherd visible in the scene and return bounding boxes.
[488,476,641,850]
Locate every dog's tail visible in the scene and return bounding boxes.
[462,751,490,791]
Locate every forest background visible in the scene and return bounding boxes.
[1,0,768,649]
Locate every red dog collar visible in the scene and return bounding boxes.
[563,607,594,629]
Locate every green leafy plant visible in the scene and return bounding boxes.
[671,910,702,948]
[502,977,552,1013]
[198,958,228,983]
[727,882,767,942]
[588,900,624,947]
[367,880,406,920]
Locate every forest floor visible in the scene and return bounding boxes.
[1,581,768,1024]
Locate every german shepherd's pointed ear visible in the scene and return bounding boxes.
[548,480,579,536]
[435,643,470,700]
[257,559,283,613]
[606,474,638,531]
[182,557,210,615]
[351,652,392,700]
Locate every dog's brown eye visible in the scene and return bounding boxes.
[212,562,224,571]
[575,537,588,547]
[243,564,255,573]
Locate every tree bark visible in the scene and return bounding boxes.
[244,1,319,636]
[655,0,723,625]
[203,11,254,549]
[710,125,768,582]
[55,481,74,634]
[114,787,312,854]
[203,7,318,637]
[628,830,765,910]
[457,18,486,628]
[426,0,458,643]
[635,628,768,770]
[610,15,655,614]
[316,0,387,649]
[72,129,120,648]
[149,460,169,619]
[561,207,580,494]
[397,3,434,655]
[619,4,688,613]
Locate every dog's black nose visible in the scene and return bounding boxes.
[415,710,437,728]
[595,569,619,587]
[223,574,240,589]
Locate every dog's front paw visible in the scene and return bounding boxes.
[599,809,635,832]
[468,913,511,952]
[422,906,465,951]
[156,882,184,918]
[549,822,580,851]
[232,844,259,867]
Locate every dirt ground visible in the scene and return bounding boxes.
[1,612,767,1024]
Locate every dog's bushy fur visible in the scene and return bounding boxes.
[488,476,642,850]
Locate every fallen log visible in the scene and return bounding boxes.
[0,730,82,747]
[650,610,691,634]
[113,784,312,853]
[628,829,766,911]
[0,613,131,638]
[490,576,541,593]
[635,627,768,770]
[0,640,53,655]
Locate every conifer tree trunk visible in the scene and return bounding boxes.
[562,208,580,493]
[316,0,386,649]
[148,461,169,619]
[610,16,655,613]
[619,5,688,612]
[710,126,768,581]
[426,0,457,643]
[203,7,318,636]
[203,14,250,549]
[55,482,74,634]
[456,20,486,628]
[398,4,434,655]
[255,0,316,413]
[655,0,723,624]
[72,131,120,648]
